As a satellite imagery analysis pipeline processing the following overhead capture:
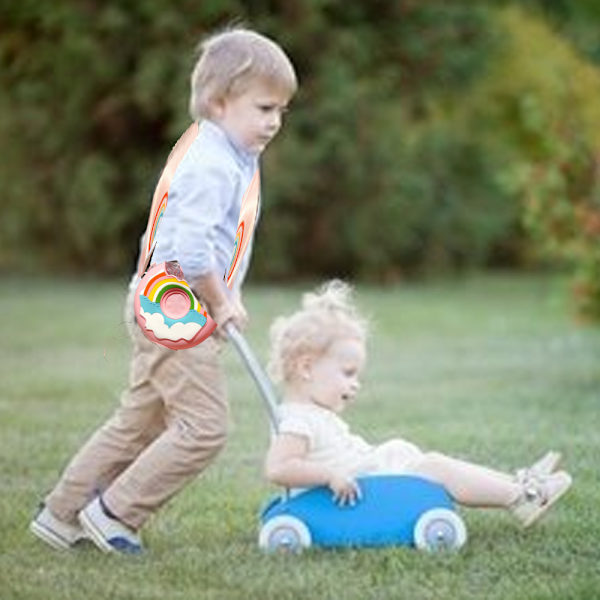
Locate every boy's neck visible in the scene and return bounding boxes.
[203,118,259,163]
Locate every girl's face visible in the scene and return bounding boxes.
[213,80,290,154]
[303,337,366,414]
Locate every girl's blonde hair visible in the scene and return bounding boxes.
[268,280,368,385]
[189,27,297,120]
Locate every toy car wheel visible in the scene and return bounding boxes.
[413,508,467,552]
[258,515,312,553]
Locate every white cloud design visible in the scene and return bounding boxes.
[140,308,202,341]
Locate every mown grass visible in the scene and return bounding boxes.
[1,274,598,600]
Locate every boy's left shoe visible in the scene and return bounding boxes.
[30,504,87,550]
[78,497,143,555]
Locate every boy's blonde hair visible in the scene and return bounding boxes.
[268,280,368,385]
[189,27,297,120]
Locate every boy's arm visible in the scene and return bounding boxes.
[265,433,361,504]
[191,272,246,333]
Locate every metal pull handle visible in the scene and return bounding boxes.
[224,322,280,433]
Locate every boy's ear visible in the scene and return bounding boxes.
[209,96,225,119]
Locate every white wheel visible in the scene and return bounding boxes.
[413,508,467,552]
[258,515,312,553]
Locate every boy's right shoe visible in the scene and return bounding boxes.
[78,497,143,555]
[511,470,572,528]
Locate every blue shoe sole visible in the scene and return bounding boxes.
[78,507,116,553]
[78,506,143,555]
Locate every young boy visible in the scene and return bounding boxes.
[30,28,297,554]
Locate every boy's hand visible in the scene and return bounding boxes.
[190,272,248,336]
[231,292,249,330]
[212,299,248,337]
[328,472,362,506]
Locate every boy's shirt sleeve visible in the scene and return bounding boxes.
[169,162,237,281]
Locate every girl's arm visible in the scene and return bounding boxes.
[265,433,361,504]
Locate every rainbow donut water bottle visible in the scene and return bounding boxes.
[134,260,216,350]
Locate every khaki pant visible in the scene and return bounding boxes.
[46,289,228,529]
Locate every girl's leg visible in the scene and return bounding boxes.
[405,452,521,508]
[404,450,572,526]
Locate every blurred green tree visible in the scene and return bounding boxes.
[1,0,599,321]
[463,6,600,319]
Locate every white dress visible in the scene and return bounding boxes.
[277,402,424,477]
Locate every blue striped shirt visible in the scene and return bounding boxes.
[136,120,259,296]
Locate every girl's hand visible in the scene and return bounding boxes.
[328,472,362,506]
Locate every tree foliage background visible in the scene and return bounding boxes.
[1,0,599,317]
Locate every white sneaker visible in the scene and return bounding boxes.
[78,497,143,554]
[30,505,87,550]
[511,470,572,528]
[515,451,562,484]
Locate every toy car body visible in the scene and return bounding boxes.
[259,474,467,552]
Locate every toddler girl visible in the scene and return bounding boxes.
[264,281,572,528]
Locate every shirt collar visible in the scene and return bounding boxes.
[201,119,258,170]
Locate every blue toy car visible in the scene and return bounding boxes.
[259,474,467,552]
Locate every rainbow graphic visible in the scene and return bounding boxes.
[226,222,244,284]
[225,169,260,289]
[146,192,168,257]
[141,269,207,322]
[136,121,200,279]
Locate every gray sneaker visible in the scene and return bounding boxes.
[30,505,87,550]
[511,470,572,528]
[78,497,143,555]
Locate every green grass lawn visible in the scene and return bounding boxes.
[1,274,599,600]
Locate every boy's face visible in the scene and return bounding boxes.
[302,338,366,414]
[213,81,290,154]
